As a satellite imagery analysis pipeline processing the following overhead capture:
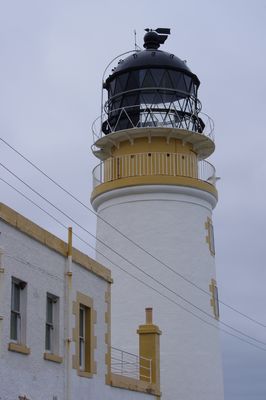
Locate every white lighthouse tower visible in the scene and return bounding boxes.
[91,29,224,400]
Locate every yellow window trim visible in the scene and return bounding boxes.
[72,292,97,378]
[209,279,219,320]
[205,217,215,256]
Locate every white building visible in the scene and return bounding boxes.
[0,202,161,400]
[91,29,224,399]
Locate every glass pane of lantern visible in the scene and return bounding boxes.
[159,90,176,104]
[168,70,182,89]
[126,71,139,90]
[117,73,129,92]
[184,75,192,92]
[121,93,139,107]
[150,69,164,86]
[140,91,157,106]
[159,70,173,89]
[178,74,187,93]
[110,80,116,96]
[141,70,156,88]
[114,77,123,94]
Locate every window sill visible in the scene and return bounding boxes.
[77,369,93,379]
[8,342,30,355]
[43,352,63,363]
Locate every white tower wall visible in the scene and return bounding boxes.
[92,185,224,400]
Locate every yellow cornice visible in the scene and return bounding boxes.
[0,203,112,283]
[91,176,218,202]
[137,325,162,335]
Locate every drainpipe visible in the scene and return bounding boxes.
[0,248,4,358]
[65,228,73,400]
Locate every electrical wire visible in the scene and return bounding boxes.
[1,175,266,353]
[0,172,265,348]
[0,135,265,329]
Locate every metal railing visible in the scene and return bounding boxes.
[110,346,152,382]
[92,152,216,189]
[92,105,214,144]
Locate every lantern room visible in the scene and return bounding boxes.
[102,28,204,135]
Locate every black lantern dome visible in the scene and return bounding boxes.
[102,29,204,135]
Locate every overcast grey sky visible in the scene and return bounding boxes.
[0,1,266,399]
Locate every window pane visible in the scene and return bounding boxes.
[10,311,18,341]
[45,324,51,351]
[46,297,53,324]
[214,286,220,318]
[209,223,215,254]
[79,308,84,338]
[12,282,20,312]
[151,69,164,86]
[141,70,156,88]
[79,338,85,369]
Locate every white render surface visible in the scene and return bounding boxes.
[0,218,156,400]
[93,185,224,400]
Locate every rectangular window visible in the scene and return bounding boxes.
[209,279,220,320]
[205,218,215,256]
[79,306,85,370]
[213,285,220,319]
[45,293,59,353]
[209,222,215,255]
[10,277,27,343]
[79,304,91,373]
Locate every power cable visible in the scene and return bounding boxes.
[0,136,265,328]
[1,175,266,353]
[0,170,265,348]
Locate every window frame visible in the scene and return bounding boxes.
[45,293,57,353]
[79,305,86,370]
[73,292,95,378]
[209,279,220,320]
[10,277,26,344]
[9,277,30,355]
[44,292,60,358]
[78,304,92,373]
[205,217,215,256]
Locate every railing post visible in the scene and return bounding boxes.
[121,350,124,376]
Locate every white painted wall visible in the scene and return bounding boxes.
[93,185,224,400]
[0,218,156,400]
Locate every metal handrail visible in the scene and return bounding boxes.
[104,87,201,112]
[110,346,152,382]
[101,49,139,130]
[92,152,216,190]
[91,104,214,144]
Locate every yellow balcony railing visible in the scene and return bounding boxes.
[92,152,216,189]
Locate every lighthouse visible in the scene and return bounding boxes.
[91,28,224,400]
